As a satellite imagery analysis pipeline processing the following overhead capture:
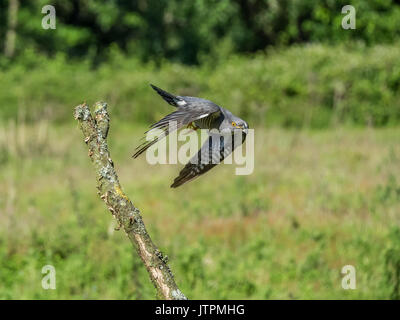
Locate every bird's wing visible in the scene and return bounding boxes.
[132,105,220,158]
[150,84,184,107]
[171,131,246,188]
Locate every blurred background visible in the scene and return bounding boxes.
[1,0,400,299]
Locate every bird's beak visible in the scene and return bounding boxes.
[240,123,248,135]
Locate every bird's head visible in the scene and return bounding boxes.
[230,117,249,135]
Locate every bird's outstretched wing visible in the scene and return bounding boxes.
[133,85,220,158]
[150,84,184,107]
[171,131,246,188]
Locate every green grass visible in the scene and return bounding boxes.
[1,119,400,299]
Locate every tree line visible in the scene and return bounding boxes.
[1,0,400,65]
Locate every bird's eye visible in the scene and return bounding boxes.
[232,122,237,127]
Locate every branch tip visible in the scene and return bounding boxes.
[74,103,91,121]
[94,101,108,114]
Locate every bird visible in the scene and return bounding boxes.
[133,84,249,188]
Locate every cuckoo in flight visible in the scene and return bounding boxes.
[133,85,249,188]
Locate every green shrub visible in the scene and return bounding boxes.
[1,43,400,127]
[384,227,400,299]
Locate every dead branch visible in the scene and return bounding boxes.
[73,101,187,300]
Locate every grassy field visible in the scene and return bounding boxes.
[1,117,399,299]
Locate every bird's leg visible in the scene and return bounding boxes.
[187,122,198,131]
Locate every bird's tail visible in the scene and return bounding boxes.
[150,84,179,107]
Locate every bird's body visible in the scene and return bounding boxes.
[133,84,249,188]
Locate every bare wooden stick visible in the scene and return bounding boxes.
[74,101,187,300]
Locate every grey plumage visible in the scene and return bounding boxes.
[133,84,249,188]
[170,131,246,188]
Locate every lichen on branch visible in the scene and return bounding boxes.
[74,101,187,300]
